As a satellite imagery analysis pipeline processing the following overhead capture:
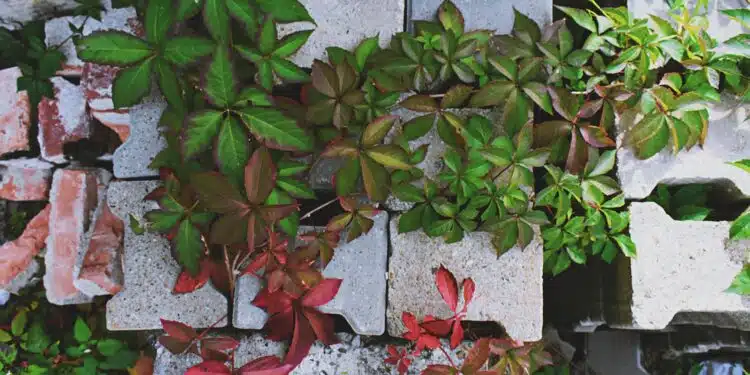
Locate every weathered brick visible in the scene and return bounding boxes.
[0,205,50,293]
[38,77,91,164]
[44,169,100,305]
[0,67,31,157]
[0,158,54,201]
[82,63,130,142]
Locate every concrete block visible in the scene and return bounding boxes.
[0,0,79,30]
[106,181,228,330]
[278,0,405,68]
[387,216,543,341]
[0,158,54,201]
[587,331,648,375]
[38,77,91,164]
[154,332,466,375]
[628,0,749,43]
[409,0,552,34]
[0,67,31,158]
[616,96,750,200]
[112,91,166,178]
[233,213,389,335]
[45,2,140,76]
[609,202,750,330]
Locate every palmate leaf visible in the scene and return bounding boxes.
[112,57,153,108]
[184,110,224,158]
[205,47,236,107]
[163,37,215,66]
[155,58,184,113]
[76,31,154,65]
[217,115,251,186]
[176,219,204,275]
[145,0,173,45]
[204,0,230,42]
[256,0,314,23]
[238,108,313,151]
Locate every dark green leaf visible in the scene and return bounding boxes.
[176,219,203,275]
[76,31,153,65]
[145,0,172,44]
[217,116,251,185]
[163,37,215,66]
[205,47,236,107]
[274,30,313,58]
[184,110,223,158]
[335,157,361,197]
[155,58,184,113]
[73,318,91,343]
[256,0,314,23]
[227,0,258,32]
[238,108,313,151]
[112,58,153,108]
[204,0,230,42]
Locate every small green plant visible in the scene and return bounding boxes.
[647,184,713,220]
[727,159,750,296]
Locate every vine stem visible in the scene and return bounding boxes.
[224,246,234,302]
[300,197,339,221]
[53,16,90,50]
[438,346,457,368]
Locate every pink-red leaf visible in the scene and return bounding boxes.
[420,319,453,338]
[246,147,277,204]
[200,336,240,352]
[237,356,294,375]
[284,310,316,366]
[461,278,476,312]
[303,308,339,345]
[461,338,490,374]
[579,125,616,148]
[173,261,212,294]
[185,360,231,374]
[435,265,459,312]
[421,364,457,375]
[160,319,197,342]
[301,278,342,307]
[449,320,464,350]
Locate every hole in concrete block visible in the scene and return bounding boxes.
[62,116,122,169]
[644,182,750,222]
[2,200,47,242]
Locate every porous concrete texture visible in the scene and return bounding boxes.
[232,274,268,329]
[233,213,390,335]
[0,67,31,158]
[0,0,79,29]
[628,0,749,43]
[106,181,228,330]
[409,0,553,34]
[610,202,750,331]
[616,97,750,200]
[112,91,166,178]
[316,212,389,335]
[154,332,466,375]
[587,331,649,375]
[387,216,543,341]
[0,158,54,201]
[277,0,405,68]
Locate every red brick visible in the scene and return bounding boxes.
[0,205,50,287]
[75,202,124,296]
[81,63,130,142]
[44,169,98,305]
[0,67,31,157]
[38,77,91,164]
[0,158,54,201]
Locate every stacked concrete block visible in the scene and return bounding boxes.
[106,181,228,329]
[0,158,54,201]
[233,213,389,335]
[616,100,750,199]
[587,331,649,375]
[37,77,91,164]
[278,0,405,68]
[387,216,544,341]
[0,0,79,30]
[608,202,749,331]
[82,63,130,142]
[112,91,166,178]
[409,0,553,34]
[0,67,31,158]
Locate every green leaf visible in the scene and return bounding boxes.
[204,0,230,42]
[11,311,26,336]
[177,0,201,22]
[274,30,312,58]
[155,58,184,113]
[145,210,182,232]
[402,114,435,141]
[721,9,750,28]
[336,157,361,197]
[362,115,398,147]
[730,212,750,240]
[96,339,124,357]
[163,37,215,66]
[176,219,203,275]
[555,6,597,33]
[205,47,236,107]
[73,318,91,343]
[227,0,258,32]
[76,31,154,65]
[256,0,314,23]
[727,266,750,295]
[438,0,465,36]
[277,177,315,199]
[269,58,309,82]
[366,145,411,170]
[613,234,636,257]
[469,80,514,107]
[398,205,425,233]
[566,247,587,264]
[238,108,313,151]
[0,330,11,342]
[729,159,750,174]
[217,116,250,185]
[145,0,172,44]
[552,252,571,275]
[361,154,389,201]
[99,349,138,370]
[112,57,153,108]
[355,35,379,71]
[184,110,223,158]
[259,16,277,55]
[626,112,669,159]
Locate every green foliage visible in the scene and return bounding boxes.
[647,184,713,221]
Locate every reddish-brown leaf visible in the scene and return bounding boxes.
[237,356,294,375]
[320,138,359,158]
[191,172,249,213]
[259,204,300,223]
[422,364,458,375]
[399,95,439,113]
[420,319,453,338]
[144,186,167,201]
[243,252,270,275]
[311,60,338,97]
[326,213,353,232]
[210,212,249,245]
[301,278,342,307]
[579,125,616,148]
[449,320,464,349]
[461,278,476,312]
[246,147,277,204]
[264,306,295,341]
[547,87,578,122]
[284,310,316,366]
[130,354,154,375]
[200,336,240,353]
[200,347,229,362]
[303,308,338,345]
[435,265,459,312]
[185,360,231,374]
[577,99,603,119]
[160,319,198,342]
[441,84,473,108]
[461,338,490,374]
[173,261,212,294]
[158,335,193,354]
[565,131,589,174]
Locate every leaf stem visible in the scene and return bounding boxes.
[438,345,457,368]
[300,197,340,221]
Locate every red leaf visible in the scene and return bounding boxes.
[284,310,316,366]
[301,278,342,307]
[462,338,490,374]
[579,125,616,148]
[264,307,295,341]
[200,347,229,362]
[246,147,277,204]
[144,186,166,201]
[158,335,193,354]
[160,319,197,342]
[416,333,441,352]
[210,259,232,295]
[461,278,475,313]
[243,252,269,275]
[421,364,457,375]
[185,360,231,375]
[402,312,421,341]
[237,356,294,375]
[449,320,463,349]
[173,261,212,294]
[435,266,459,312]
[566,131,589,174]
[200,336,240,352]
[303,308,338,345]
[420,319,453,338]
[260,204,300,223]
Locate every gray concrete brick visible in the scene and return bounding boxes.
[587,331,648,375]
[112,91,165,178]
[232,274,267,329]
[409,0,552,34]
[387,216,543,341]
[106,181,228,330]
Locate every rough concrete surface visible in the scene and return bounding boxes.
[616,96,750,200]
[617,202,750,330]
[278,0,405,68]
[106,181,227,330]
[112,90,166,178]
[387,216,543,341]
[409,0,553,34]
[628,0,750,42]
[587,331,649,375]
[233,274,268,330]
[0,0,79,29]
